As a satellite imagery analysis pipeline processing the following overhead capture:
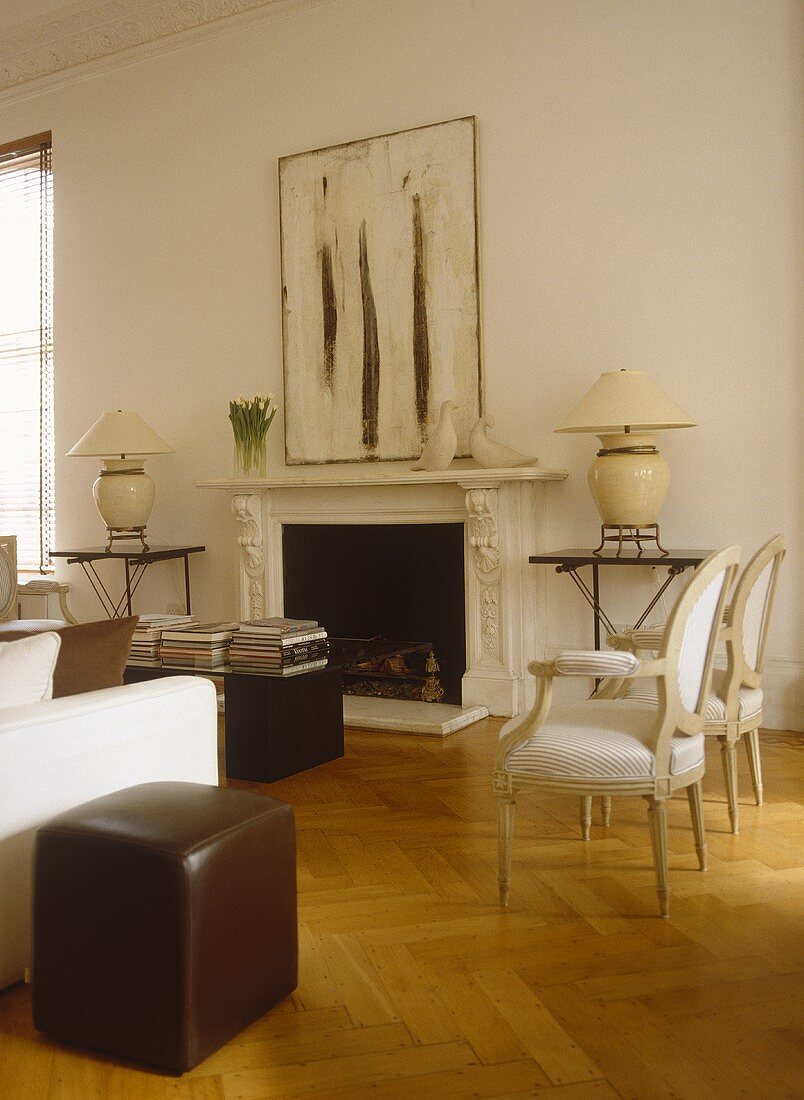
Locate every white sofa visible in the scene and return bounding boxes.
[0,675,218,990]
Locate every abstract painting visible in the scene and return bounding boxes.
[279,117,482,465]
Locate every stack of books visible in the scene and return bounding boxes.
[228,617,329,676]
[128,613,197,666]
[160,622,239,669]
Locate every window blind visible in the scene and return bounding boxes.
[0,133,54,573]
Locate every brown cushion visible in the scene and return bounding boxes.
[0,617,138,697]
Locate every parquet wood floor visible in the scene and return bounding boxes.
[0,720,802,1098]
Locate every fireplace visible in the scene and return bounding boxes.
[198,461,567,733]
[283,523,465,704]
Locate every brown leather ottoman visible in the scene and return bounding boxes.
[32,782,297,1073]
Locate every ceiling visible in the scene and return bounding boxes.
[0,0,104,37]
[0,0,286,97]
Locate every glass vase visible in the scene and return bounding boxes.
[233,436,267,478]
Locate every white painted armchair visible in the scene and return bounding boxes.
[609,534,786,833]
[0,535,76,625]
[493,546,739,918]
[0,536,17,621]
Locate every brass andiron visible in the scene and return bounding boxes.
[421,650,445,703]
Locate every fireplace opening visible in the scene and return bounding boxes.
[282,523,466,705]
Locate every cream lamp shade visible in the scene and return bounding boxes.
[67,411,174,551]
[555,370,696,543]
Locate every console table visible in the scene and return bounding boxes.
[529,547,715,650]
[51,545,205,619]
[124,662,344,783]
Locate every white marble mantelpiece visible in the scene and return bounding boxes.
[196,462,567,720]
[197,461,567,492]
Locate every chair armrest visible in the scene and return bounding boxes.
[608,628,666,653]
[554,650,640,676]
[528,651,666,680]
[529,650,639,678]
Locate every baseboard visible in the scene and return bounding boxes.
[753,658,803,732]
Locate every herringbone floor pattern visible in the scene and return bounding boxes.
[1,719,802,1098]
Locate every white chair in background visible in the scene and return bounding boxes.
[0,535,77,626]
[493,546,739,918]
[609,534,786,833]
[0,537,18,621]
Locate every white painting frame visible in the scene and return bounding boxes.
[279,116,482,465]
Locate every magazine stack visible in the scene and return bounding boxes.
[128,613,196,666]
[228,617,329,676]
[160,622,239,669]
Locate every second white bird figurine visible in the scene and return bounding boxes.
[411,399,459,471]
[469,415,537,469]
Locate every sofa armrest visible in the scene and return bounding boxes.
[0,676,214,736]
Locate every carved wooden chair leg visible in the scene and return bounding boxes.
[686,781,707,871]
[719,737,740,834]
[744,728,764,806]
[646,796,670,918]
[497,794,516,907]
[579,796,592,840]
[601,796,612,827]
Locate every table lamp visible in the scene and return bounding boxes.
[555,370,696,554]
[67,411,174,551]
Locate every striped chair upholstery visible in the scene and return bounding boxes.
[676,570,727,713]
[742,559,774,671]
[625,672,762,723]
[553,650,638,677]
[505,699,704,781]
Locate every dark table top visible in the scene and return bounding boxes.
[126,660,336,679]
[52,545,205,562]
[529,548,715,567]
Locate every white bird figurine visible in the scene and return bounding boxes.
[411,399,459,471]
[469,415,537,469]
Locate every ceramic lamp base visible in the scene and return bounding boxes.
[587,432,669,526]
[93,460,155,549]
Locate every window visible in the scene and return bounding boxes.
[0,132,53,573]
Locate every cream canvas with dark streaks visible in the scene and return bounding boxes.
[279,117,481,465]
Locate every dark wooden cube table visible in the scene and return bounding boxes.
[124,663,344,783]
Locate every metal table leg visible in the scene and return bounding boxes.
[124,558,132,616]
[183,554,192,615]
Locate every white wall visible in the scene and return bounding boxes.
[0,0,800,726]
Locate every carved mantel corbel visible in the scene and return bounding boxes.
[231,493,265,619]
[465,487,500,577]
[463,486,503,661]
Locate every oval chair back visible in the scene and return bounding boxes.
[727,534,786,687]
[652,546,740,762]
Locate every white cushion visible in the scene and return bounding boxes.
[553,650,639,677]
[0,632,60,707]
[504,699,704,782]
[626,670,763,724]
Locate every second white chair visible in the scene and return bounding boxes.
[608,534,786,833]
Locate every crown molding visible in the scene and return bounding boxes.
[0,0,328,102]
